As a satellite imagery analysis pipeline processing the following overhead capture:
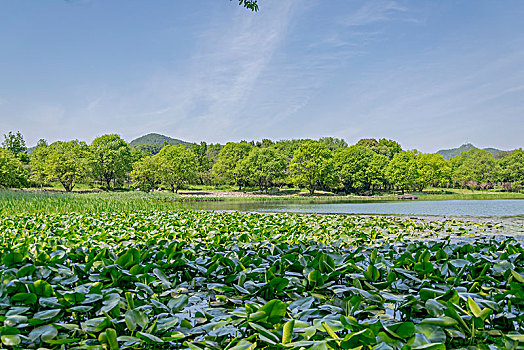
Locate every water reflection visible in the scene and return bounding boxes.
[189,199,524,217]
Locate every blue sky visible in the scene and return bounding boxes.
[0,0,523,152]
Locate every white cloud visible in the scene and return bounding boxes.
[343,1,409,27]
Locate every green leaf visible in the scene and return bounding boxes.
[478,307,492,321]
[322,321,340,339]
[340,328,375,348]
[414,324,446,343]
[506,334,524,342]
[11,292,37,305]
[467,297,482,318]
[412,344,446,350]
[248,322,279,343]
[289,297,315,313]
[125,309,148,331]
[308,270,324,288]
[370,248,378,263]
[419,288,445,301]
[3,252,24,267]
[282,320,294,344]
[420,317,458,326]
[33,309,61,321]
[138,331,163,343]
[168,295,188,312]
[269,277,289,292]
[30,280,54,297]
[229,341,257,350]
[1,335,21,346]
[364,264,380,282]
[510,270,524,283]
[386,322,415,339]
[257,299,287,325]
[425,299,446,317]
[106,328,119,350]
[115,248,140,269]
[29,324,58,343]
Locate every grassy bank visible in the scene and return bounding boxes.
[1,188,523,215]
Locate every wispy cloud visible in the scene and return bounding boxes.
[343,1,410,27]
[144,1,298,141]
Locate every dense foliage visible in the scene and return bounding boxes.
[0,211,522,349]
[0,149,27,188]
[1,132,523,194]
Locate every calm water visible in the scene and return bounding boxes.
[194,199,524,217]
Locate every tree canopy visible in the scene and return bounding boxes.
[31,140,88,192]
[238,147,287,192]
[289,140,335,195]
[212,142,252,190]
[156,145,198,193]
[90,134,133,190]
[0,130,521,194]
[0,148,27,188]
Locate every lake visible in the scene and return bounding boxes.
[192,199,524,217]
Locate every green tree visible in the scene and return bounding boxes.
[289,140,335,195]
[29,140,49,188]
[452,149,497,187]
[356,138,402,159]
[131,155,161,191]
[333,145,375,194]
[385,150,419,194]
[497,149,524,189]
[156,145,198,193]
[238,147,287,192]
[212,142,252,190]
[2,131,29,163]
[2,131,27,155]
[89,134,133,190]
[0,148,28,188]
[376,139,402,159]
[319,137,348,151]
[356,138,379,149]
[192,142,212,185]
[273,139,310,159]
[255,139,275,148]
[416,153,451,189]
[367,153,389,194]
[31,140,88,192]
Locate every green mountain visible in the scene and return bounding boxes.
[129,133,191,155]
[437,143,504,160]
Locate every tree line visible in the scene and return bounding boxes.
[1,131,523,194]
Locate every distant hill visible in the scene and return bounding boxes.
[129,133,192,155]
[437,143,505,160]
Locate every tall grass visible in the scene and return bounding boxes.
[0,190,220,215]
